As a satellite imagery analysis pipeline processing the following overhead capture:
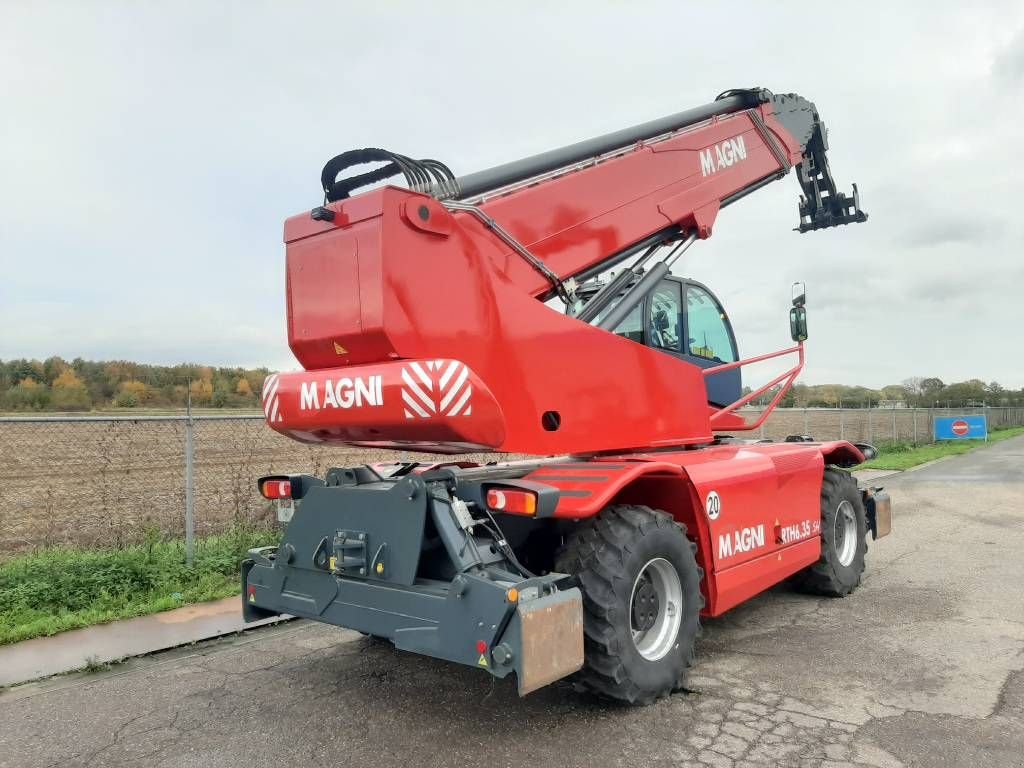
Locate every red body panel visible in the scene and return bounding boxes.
[272,106,805,454]
[519,440,862,616]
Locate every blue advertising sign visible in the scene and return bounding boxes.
[934,414,988,441]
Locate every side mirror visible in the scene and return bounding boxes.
[854,442,878,461]
[791,281,806,308]
[790,305,808,342]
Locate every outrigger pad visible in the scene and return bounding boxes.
[516,589,584,696]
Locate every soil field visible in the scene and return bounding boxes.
[1,407,1020,555]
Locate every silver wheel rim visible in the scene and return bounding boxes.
[629,558,683,661]
[834,500,858,567]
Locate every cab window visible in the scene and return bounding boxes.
[648,280,682,352]
[604,302,643,343]
[574,295,643,343]
[686,285,736,362]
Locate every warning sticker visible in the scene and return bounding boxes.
[477,654,489,668]
[705,491,722,521]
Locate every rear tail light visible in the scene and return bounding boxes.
[486,488,537,516]
[259,479,292,500]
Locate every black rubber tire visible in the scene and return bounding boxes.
[790,467,867,597]
[555,505,703,705]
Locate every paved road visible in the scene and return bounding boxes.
[3,438,1023,768]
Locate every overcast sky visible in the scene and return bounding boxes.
[2,2,1022,388]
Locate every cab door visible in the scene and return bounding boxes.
[645,278,741,407]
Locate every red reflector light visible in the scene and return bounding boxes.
[260,480,292,500]
[476,640,487,654]
[486,488,537,516]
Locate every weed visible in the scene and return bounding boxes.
[0,526,278,645]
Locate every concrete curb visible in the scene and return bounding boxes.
[854,453,960,482]
[900,454,957,473]
[852,468,902,482]
[0,596,287,688]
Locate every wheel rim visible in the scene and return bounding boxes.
[834,500,858,567]
[629,558,683,661]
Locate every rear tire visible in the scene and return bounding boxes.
[791,467,867,597]
[555,505,703,705]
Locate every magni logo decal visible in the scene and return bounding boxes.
[298,376,383,411]
[699,135,747,177]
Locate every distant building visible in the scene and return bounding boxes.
[877,399,907,409]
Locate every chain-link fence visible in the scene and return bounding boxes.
[2,407,1022,557]
[743,405,1024,444]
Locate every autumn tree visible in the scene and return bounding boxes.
[189,377,213,405]
[879,384,907,402]
[119,379,151,404]
[51,369,91,411]
[43,356,69,384]
[3,377,51,410]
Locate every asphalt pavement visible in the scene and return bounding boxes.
[2,437,1023,768]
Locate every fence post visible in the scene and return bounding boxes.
[839,408,845,440]
[867,406,873,444]
[892,407,897,442]
[804,408,809,436]
[184,392,195,567]
[913,409,918,446]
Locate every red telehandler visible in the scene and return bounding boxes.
[244,87,892,704]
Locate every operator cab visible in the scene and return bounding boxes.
[571,276,741,407]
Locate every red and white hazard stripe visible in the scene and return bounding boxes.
[262,373,283,423]
[401,360,472,419]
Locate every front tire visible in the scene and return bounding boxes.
[555,505,703,705]
[791,467,867,596]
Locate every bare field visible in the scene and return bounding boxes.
[0,418,516,555]
[1,407,1019,555]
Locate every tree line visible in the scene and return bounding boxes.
[4,357,1022,412]
[748,377,1024,409]
[0,357,271,411]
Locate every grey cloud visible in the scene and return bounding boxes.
[994,29,1024,82]
[905,274,1001,306]
[898,216,1006,248]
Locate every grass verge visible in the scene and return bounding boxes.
[0,527,278,646]
[858,425,1024,471]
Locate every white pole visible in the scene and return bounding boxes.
[185,379,195,567]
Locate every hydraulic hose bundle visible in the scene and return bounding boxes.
[321,148,459,202]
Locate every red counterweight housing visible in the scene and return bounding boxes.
[276,187,714,453]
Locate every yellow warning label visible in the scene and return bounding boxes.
[333,341,348,356]
[477,654,489,668]
[375,562,384,575]
[248,593,255,603]
[329,556,337,571]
